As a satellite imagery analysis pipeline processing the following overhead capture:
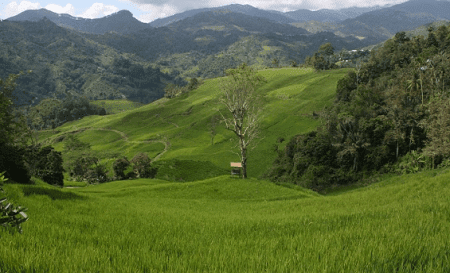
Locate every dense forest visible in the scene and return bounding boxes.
[265,26,450,190]
[0,18,172,106]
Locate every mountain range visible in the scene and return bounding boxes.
[149,4,393,27]
[6,8,152,35]
[6,0,450,44]
[2,0,450,106]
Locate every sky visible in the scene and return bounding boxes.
[0,0,411,23]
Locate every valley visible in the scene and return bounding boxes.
[2,0,450,271]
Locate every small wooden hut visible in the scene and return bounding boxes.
[230,162,242,178]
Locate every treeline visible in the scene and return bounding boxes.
[304,42,372,71]
[0,18,172,106]
[0,72,157,187]
[26,96,106,130]
[62,134,156,183]
[164,77,202,98]
[0,72,65,186]
[108,57,167,103]
[265,26,450,190]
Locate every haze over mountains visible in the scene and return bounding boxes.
[149,4,393,28]
[6,8,153,35]
[2,0,450,106]
[6,0,450,42]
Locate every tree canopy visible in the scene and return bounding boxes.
[265,26,450,190]
[219,63,266,178]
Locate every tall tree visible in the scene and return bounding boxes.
[421,95,450,167]
[218,63,266,178]
[0,72,32,183]
[319,42,335,56]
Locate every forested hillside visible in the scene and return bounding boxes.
[84,11,364,79]
[0,18,171,106]
[265,26,450,190]
[6,9,153,34]
[290,0,450,45]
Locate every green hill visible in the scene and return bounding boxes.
[40,67,350,180]
[1,164,449,271]
[0,19,172,106]
[89,99,144,114]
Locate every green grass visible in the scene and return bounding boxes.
[90,99,144,114]
[41,67,351,180]
[63,181,88,188]
[1,169,450,271]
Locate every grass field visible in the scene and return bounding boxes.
[41,67,350,180]
[2,67,449,271]
[90,99,144,114]
[1,168,450,272]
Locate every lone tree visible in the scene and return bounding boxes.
[218,63,266,178]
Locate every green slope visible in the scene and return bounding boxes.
[1,166,450,271]
[42,67,350,180]
[89,99,144,114]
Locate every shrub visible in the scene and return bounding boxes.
[33,146,64,186]
[113,157,130,180]
[130,153,154,178]
[300,164,331,190]
[84,163,108,184]
[68,153,99,182]
[394,151,430,175]
[0,143,31,184]
[0,172,28,233]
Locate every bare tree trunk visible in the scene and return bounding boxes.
[240,137,247,179]
[396,140,399,159]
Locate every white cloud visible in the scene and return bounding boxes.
[45,3,75,15]
[1,1,41,18]
[137,3,177,22]
[79,3,120,19]
[126,0,411,22]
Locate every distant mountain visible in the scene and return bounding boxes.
[166,11,309,35]
[283,9,348,23]
[361,20,450,51]
[337,0,450,42]
[149,4,295,27]
[337,5,394,19]
[84,11,364,79]
[6,8,152,34]
[150,3,391,28]
[0,18,169,105]
[389,0,450,20]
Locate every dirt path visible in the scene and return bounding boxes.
[53,127,170,161]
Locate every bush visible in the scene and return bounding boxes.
[113,157,130,180]
[0,172,28,233]
[130,153,154,178]
[84,163,108,184]
[394,151,430,175]
[67,153,99,182]
[0,143,31,184]
[300,164,331,190]
[34,146,64,186]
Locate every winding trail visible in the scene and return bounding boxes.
[52,127,170,161]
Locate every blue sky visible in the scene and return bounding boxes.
[0,0,409,23]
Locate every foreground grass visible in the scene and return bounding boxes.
[1,170,450,272]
